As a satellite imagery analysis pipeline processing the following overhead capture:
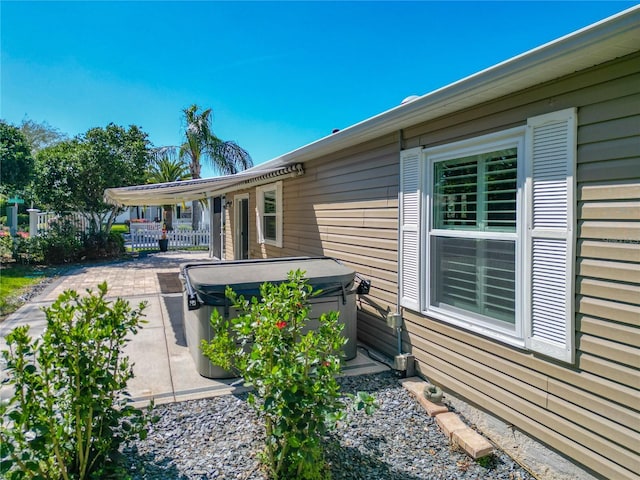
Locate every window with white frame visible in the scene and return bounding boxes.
[256,181,283,247]
[430,140,521,331]
[399,108,576,363]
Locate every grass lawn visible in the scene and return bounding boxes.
[0,264,51,319]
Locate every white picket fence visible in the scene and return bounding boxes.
[126,229,210,250]
[33,211,209,251]
[36,211,90,234]
[129,219,193,232]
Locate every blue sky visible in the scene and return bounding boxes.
[1,1,636,177]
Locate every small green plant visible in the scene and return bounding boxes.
[0,282,151,480]
[476,454,496,468]
[0,231,13,261]
[202,270,375,480]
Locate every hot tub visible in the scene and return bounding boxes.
[181,257,358,378]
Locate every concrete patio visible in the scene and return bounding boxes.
[0,251,388,407]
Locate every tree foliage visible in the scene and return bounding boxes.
[18,117,67,154]
[146,150,191,230]
[177,104,252,229]
[0,120,34,196]
[33,124,152,234]
[179,104,253,178]
[147,150,192,185]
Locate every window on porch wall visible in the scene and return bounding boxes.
[256,181,283,248]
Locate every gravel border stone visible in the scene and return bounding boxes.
[121,371,534,479]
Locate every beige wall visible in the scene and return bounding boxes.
[224,52,640,480]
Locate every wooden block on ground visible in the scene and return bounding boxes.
[453,427,494,459]
[435,411,467,439]
[400,377,449,416]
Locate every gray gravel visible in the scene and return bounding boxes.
[121,371,534,479]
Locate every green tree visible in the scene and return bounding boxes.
[147,150,191,230]
[178,104,252,229]
[0,120,34,197]
[18,117,67,154]
[34,124,152,235]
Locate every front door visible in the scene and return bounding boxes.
[235,195,249,260]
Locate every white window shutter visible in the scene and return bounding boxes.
[524,108,577,363]
[255,205,264,244]
[399,147,422,311]
[275,181,283,248]
[255,189,264,244]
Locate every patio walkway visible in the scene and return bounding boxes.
[1,251,388,407]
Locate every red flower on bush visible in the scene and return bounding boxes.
[275,320,287,329]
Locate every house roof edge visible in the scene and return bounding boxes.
[255,5,640,170]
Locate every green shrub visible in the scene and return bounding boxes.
[11,235,46,265]
[0,232,12,261]
[0,282,151,480]
[37,219,83,264]
[202,270,375,480]
[81,231,124,261]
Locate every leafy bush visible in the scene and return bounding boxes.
[10,217,84,265]
[0,282,151,480]
[0,231,12,261]
[17,213,29,226]
[202,270,375,480]
[8,219,126,265]
[11,234,46,265]
[81,231,124,261]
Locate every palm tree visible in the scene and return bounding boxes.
[147,150,191,230]
[179,104,252,229]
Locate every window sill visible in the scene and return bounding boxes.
[260,239,283,248]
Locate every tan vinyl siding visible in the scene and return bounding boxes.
[224,52,640,480]
[398,54,640,480]
[401,53,640,480]
[226,135,401,332]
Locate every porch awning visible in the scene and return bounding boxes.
[104,163,304,206]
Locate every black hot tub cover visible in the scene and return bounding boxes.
[182,257,355,307]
